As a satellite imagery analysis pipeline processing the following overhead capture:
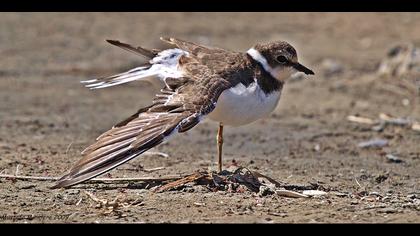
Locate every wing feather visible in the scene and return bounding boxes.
[106,39,159,59]
[52,73,232,188]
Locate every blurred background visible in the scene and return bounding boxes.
[0,13,419,222]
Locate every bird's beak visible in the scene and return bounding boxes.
[292,62,315,75]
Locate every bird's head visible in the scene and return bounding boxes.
[247,41,314,82]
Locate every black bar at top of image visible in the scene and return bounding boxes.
[1,0,418,12]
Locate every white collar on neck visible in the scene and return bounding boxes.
[246,48,276,78]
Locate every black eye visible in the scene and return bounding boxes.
[276,55,288,63]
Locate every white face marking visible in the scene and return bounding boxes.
[208,80,281,126]
[247,48,293,82]
[270,66,296,82]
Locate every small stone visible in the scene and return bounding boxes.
[386,154,403,163]
[377,207,398,214]
[258,185,275,197]
[66,189,80,195]
[331,191,348,197]
[369,192,382,197]
[321,58,344,78]
[402,99,410,106]
[19,184,36,189]
[358,139,388,148]
[302,190,328,196]
[382,196,391,201]
[407,194,417,199]
[375,174,388,183]
[136,189,149,194]
[265,217,273,222]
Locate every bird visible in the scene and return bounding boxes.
[52,37,314,188]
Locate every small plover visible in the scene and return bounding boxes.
[53,37,314,188]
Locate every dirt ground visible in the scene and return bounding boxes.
[1,13,420,223]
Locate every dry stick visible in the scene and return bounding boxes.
[276,189,309,198]
[354,177,362,188]
[250,170,283,188]
[65,141,74,154]
[154,172,206,193]
[121,166,166,173]
[142,151,169,158]
[142,167,166,173]
[0,174,183,183]
[346,115,376,125]
[15,164,21,176]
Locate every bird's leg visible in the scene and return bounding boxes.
[217,122,224,173]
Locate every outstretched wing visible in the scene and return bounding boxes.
[160,37,228,57]
[52,72,232,188]
[106,39,160,59]
[81,40,163,89]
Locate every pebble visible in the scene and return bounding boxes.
[407,194,417,199]
[386,154,403,163]
[258,185,275,197]
[369,192,382,197]
[136,189,149,195]
[302,190,328,196]
[357,139,388,148]
[402,98,410,106]
[321,58,344,77]
[350,200,359,205]
[66,189,80,195]
[377,207,398,214]
[331,191,348,197]
[19,184,36,189]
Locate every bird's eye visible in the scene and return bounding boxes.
[276,55,288,63]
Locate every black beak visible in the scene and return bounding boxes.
[292,62,315,75]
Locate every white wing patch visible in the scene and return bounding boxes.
[81,49,189,89]
[150,48,188,65]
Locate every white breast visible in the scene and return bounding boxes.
[208,82,281,126]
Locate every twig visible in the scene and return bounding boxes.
[76,198,83,206]
[347,115,376,125]
[0,174,57,181]
[142,166,166,172]
[250,170,283,188]
[276,189,309,198]
[307,132,349,141]
[84,191,107,205]
[65,141,74,154]
[15,164,21,176]
[154,172,207,193]
[0,174,183,183]
[120,166,166,172]
[354,177,362,188]
[143,151,169,158]
[379,113,411,126]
